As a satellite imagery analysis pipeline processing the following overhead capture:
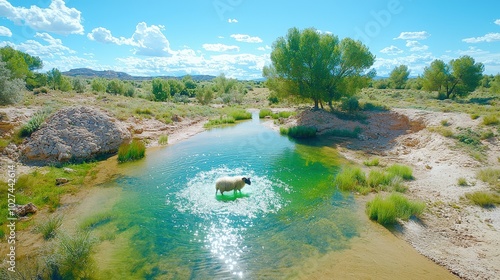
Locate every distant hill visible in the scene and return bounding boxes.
[62,68,216,81]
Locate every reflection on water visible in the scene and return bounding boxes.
[90,113,456,279]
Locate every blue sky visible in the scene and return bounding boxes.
[0,0,499,79]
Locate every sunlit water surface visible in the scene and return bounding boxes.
[90,113,454,279]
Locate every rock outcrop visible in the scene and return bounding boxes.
[21,106,130,164]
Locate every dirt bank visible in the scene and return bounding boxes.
[280,108,500,280]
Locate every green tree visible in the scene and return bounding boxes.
[47,68,62,90]
[91,78,107,92]
[106,79,125,95]
[214,73,237,95]
[59,76,73,92]
[167,79,185,96]
[422,56,484,98]
[0,60,25,104]
[0,46,43,81]
[182,75,197,96]
[72,78,86,93]
[152,78,169,101]
[26,72,48,90]
[389,65,410,89]
[264,27,375,109]
[196,86,214,105]
[490,74,500,94]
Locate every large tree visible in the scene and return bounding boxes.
[422,56,484,99]
[263,27,375,109]
[389,65,410,89]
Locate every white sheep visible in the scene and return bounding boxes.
[215,176,251,195]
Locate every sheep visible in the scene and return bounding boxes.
[215,176,251,195]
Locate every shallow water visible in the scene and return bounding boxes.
[90,113,457,279]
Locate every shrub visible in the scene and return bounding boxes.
[341,96,360,112]
[466,191,500,208]
[0,61,25,105]
[135,108,153,115]
[470,114,480,120]
[280,125,317,139]
[35,215,63,240]
[440,119,450,126]
[386,164,413,180]
[19,109,51,138]
[205,116,235,127]
[117,139,146,163]
[366,193,425,225]
[483,115,499,126]
[268,96,279,104]
[367,170,392,190]
[480,130,495,140]
[158,135,168,145]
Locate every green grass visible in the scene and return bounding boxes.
[363,158,380,166]
[333,167,369,194]
[19,109,51,138]
[367,170,392,190]
[229,109,252,121]
[366,193,426,225]
[135,108,153,115]
[457,177,469,187]
[48,231,96,279]
[465,191,500,208]
[259,109,295,119]
[0,163,95,230]
[428,126,454,137]
[205,116,236,127]
[440,119,450,126]
[470,113,480,120]
[35,215,63,240]
[386,164,413,180]
[476,168,500,189]
[80,212,113,231]
[158,134,169,145]
[117,139,146,163]
[483,115,499,125]
[280,125,317,139]
[0,138,9,150]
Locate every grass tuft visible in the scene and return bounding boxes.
[117,139,146,163]
[158,134,169,145]
[366,193,425,225]
[483,115,499,126]
[333,167,368,193]
[457,177,468,186]
[35,215,63,240]
[386,164,413,180]
[476,168,500,189]
[363,157,380,166]
[205,116,235,127]
[229,109,252,121]
[466,191,500,208]
[19,109,51,138]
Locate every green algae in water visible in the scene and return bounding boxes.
[91,114,359,279]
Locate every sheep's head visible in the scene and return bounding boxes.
[242,177,251,185]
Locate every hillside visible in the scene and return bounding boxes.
[62,68,216,81]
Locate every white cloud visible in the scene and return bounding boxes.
[230,34,263,43]
[394,31,430,40]
[495,19,500,25]
[0,0,84,35]
[88,22,173,57]
[373,53,434,76]
[0,26,11,37]
[456,46,500,74]
[228,19,238,23]
[380,45,403,55]
[257,45,272,51]
[0,32,74,58]
[203,43,239,52]
[406,40,429,52]
[462,33,500,43]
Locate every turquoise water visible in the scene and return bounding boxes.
[97,113,358,279]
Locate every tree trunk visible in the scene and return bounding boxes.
[314,99,319,110]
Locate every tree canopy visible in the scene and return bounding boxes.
[389,65,410,89]
[0,46,42,79]
[263,27,375,109]
[422,56,484,98]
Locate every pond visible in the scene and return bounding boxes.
[89,112,456,279]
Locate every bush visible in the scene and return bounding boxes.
[117,139,146,163]
[205,116,235,127]
[19,109,51,138]
[366,193,425,225]
[259,109,273,118]
[466,191,500,208]
[367,170,392,190]
[0,63,25,104]
[341,96,360,112]
[280,125,317,139]
[457,177,468,186]
[386,164,413,180]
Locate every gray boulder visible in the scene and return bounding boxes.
[21,106,131,164]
